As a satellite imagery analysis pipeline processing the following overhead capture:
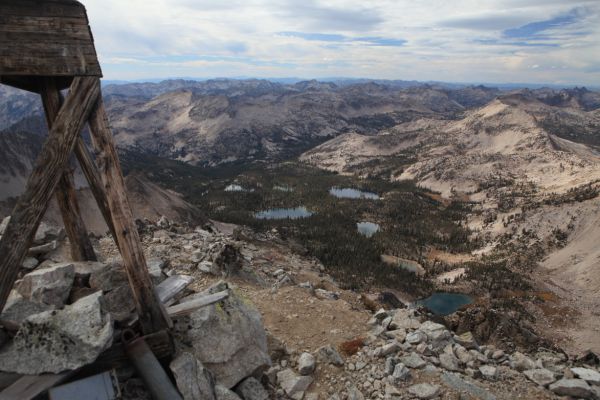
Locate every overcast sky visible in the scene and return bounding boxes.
[85,0,600,85]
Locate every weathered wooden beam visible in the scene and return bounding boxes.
[40,78,96,262]
[0,371,74,400]
[73,137,118,240]
[0,76,100,313]
[87,89,169,334]
[166,290,229,319]
[53,172,97,261]
[155,275,193,306]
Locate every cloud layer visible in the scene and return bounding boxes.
[83,0,600,85]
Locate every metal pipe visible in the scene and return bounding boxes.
[123,330,182,400]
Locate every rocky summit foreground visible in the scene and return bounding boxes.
[1,216,599,399]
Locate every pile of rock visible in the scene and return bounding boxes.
[0,218,277,400]
[0,216,65,273]
[287,307,600,399]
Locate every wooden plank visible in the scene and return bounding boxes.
[87,92,170,334]
[0,44,97,58]
[40,77,97,262]
[0,372,74,400]
[0,373,22,392]
[73,138,117,240]
[0,1,85,19]
[0,31,92,43]
[0,15,88,30]
[0,54,101,77]
[155,275,194,305]
[166,290,229,318]
[0,76,100,313]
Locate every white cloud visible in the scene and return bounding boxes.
[81,0,600,85]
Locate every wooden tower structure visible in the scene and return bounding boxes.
[0,0,169,334]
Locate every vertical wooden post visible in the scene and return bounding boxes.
[0,77,101,313]
[40,78,97,262]
[87,87,169,334]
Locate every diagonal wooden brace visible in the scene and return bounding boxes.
[40,77,97,262]
[87,87,170,334]
[0,76,101,313]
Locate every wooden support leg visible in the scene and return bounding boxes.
[0,77,100,313]
[87,88,169,334]
[40,78,97,262]
[73,137,118,240]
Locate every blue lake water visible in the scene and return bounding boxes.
[329,187,380,200]
[255,206,313,220]
[417,292,473,315]
[357,222,380,237]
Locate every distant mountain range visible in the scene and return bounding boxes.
[2,77,600,352]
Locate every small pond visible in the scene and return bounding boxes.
[225,184,253,192]
[274,185,294,192]
[254,206,313,220]
[329,187,379,200]
[416,292,473,315]
[357,222,380,237]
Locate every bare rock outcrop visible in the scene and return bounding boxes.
[173,282,271,388]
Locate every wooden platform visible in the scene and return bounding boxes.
[0,0,101,93]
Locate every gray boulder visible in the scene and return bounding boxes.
[215,385,242,400]
[439,353,461,372]
[408,383,440,399]
[549,378,594,399]
[298,352,316,375]
[277,368,313,400]
[316,345,344,366]
[479,365,498,381]
[400,353,426,369]
[0,292,113,374]
[170,352,216,400]
[21,257,39,270]
[173,283,271,388]
[147,258,165,284]
[523,369,556,387]
[509,352,536,371]
[347,386,365,400]
[406,331,427,345]
[454,331,478,349]
[89,262,128,291]
[234,377,269,400]
[15,263,75,307]
[379,341,400,357]
[390,309,421,330]
[419,321,451,349]
[34,222,63,245]
[571,367,600,386]
[0,290,54,324]
[391,363,410,384]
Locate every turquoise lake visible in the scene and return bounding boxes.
[417,292,473,315]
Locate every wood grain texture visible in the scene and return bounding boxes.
[0,372,74,400]
[40,78,97,262]
[73,137,118,240]
[166,290,229,318]
[0,76,100,313]
[0,0,101,77]
[88,92,170,334]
